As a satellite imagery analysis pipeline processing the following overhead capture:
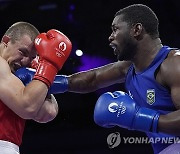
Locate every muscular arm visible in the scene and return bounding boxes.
[68,61,131,93]
[33,94,58,123]
[157,51,180,135]
[0,57,48,119]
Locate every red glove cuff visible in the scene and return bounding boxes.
[31,56,39,69]
[33,61,58,88]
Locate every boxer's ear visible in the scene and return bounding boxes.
[1,35,10,46]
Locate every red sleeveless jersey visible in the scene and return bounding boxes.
[0,100,26,146]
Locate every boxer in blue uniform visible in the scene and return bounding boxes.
[15,4,180,153]
[125,46,177,153]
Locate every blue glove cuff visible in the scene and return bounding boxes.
[48,75,68,94]
[152,113,160,133]
[132,107,160,132]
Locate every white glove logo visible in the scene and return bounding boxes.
[59,42,67,51]
[108,103,118,113]
[35,38,42,45]
[55,42,67,57]
[108,102,126,117]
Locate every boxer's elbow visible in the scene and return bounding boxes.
[33,107,58,123]
[17,96,58,121]
[33,98,59,123]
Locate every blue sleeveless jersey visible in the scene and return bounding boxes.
[125,46,177,153]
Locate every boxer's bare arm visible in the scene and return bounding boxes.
[68,61,131,93]
[157,51,180,135]
[33,94,58,123]
[0,56,48,119]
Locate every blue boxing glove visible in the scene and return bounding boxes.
[94,91,160,133]
[15,67,68,94]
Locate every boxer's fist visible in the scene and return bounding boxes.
[34,29,72,87]
[15,67,68,94]
[35,29,72,70]
[94,91,160,133]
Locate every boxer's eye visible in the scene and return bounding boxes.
[19,49,28,57]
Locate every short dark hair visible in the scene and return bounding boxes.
[4,21,39,43]
[115,4,159,39]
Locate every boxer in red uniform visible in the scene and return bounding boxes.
[0,22,72,154]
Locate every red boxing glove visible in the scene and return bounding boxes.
[31,56,39,69]
[34,29,72,87]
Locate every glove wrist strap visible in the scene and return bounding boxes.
[132,107,160,132]
[34,61,58,88]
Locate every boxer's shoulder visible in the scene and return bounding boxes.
[0,56,11,75]
[158,49,180,78]
[152,49,180,93]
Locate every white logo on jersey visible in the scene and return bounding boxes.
[147,89,155,105]
[35,38,42,45]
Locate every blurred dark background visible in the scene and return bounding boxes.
[0,0,180,153]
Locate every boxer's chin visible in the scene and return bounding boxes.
[12,66,18,73]
[9,64,15,73]
[11,69,15,73]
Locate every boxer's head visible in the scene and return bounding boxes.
[1,22,39,73]
[109,4,159,61]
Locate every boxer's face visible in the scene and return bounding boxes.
[3,35,36,73]
[109,14,137,61]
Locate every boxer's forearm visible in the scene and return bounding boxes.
[67,71,98,93]
[158,110,180,135]
[68,62,127,93]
